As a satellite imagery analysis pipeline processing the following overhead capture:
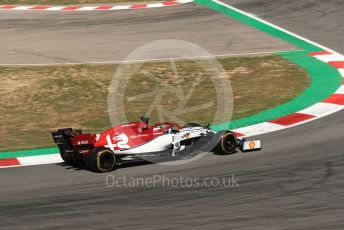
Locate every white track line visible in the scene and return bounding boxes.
[0,50,302,66]
[212,0,341,56]
[18,154,63,166]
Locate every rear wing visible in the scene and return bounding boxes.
[51,128,81,155]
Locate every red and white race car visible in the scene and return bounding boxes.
[52,117,260,172]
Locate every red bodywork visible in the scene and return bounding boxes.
[70,121,181,157]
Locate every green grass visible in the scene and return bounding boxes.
[0,0,151,5]
[0,55,309,151]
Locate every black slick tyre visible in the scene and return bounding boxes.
[88,147,116,172]
[214,132,238,154]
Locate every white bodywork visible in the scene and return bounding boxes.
[115,127,214,155]
[241,140,261,151]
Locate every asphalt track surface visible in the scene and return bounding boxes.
[0,3,296,64]
[1,1,344,229]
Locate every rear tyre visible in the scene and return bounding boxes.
[183,123,202,128]
[88,147,116,172]
[214,132,238,155]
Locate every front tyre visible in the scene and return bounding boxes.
[88,147,116,172]
[214,132,238,154]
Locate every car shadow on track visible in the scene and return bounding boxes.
[55,151,223,173]
[55,160,154,172]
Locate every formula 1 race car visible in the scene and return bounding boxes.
[51,117,261,172]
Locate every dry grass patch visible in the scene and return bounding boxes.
[0,55,309,151]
